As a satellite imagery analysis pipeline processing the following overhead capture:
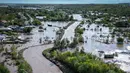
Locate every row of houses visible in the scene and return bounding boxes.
[0,34,29,44]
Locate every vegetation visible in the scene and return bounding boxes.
[53,39,69,50]
[114,21,130,27]
[117,37,124,44]
[35,9,73,21]
[32,19,41,26]
[11,45,17,59]
[69,38,78,48]
[75,27,84,35]
[17,48,32,73]
[75,25,84,43]
[23,27,32,33]
[43,49,124,73]
[3,45,32,73]
[18,61,32,73]
[0,64,10,73]
[80,21,84,24]
[0,47,4,53]
[57,4,130,16]
[78,35,84,43]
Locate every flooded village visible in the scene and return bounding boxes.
[0,4,130,73]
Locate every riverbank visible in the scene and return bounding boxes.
[42,48,124,73]
[42,48,75,73]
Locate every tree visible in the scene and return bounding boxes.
[69,38,78,48]
[32,19,41,26]
[0,64,9,73]
[51,51,124,73]
[114,21,129,28]
[70,15,73,21]
[80,21,84,24]
[117,37,124,44]
[78,36,84,43]
[23,27,32,33]
[76,27,84,35]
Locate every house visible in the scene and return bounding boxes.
[104,52,115,59]
[1,20,7,23]
[36,16,46,20]
[0,27,12,31]
[0,20,7,27]
[0,34,6,41]
[48,24,52,27]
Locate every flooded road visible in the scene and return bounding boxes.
[62,21,80,42]
[22,21,69,73]
[23,44,62,73]
[62,14,82,42]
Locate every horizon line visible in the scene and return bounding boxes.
[0,2,129,4]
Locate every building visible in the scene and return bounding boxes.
[0,27,12,31]
[36,16,46,20]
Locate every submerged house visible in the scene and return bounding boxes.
[104,52,115,58]
[0,27,12,31]
[0,20,7,27]
[36,16,46,20]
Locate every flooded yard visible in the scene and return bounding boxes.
[81,23,130,72]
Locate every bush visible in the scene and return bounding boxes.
[117,37,124,44]
[78,36,84,43]
[32,19,41,26]
[53,51,124,73]
[23,27,32,33]
[80,21,84,24]
[11,45,17,59]
[18,61,32,73]
[0,64,10,73]
[75,27,84,35]
[69,38,78,48]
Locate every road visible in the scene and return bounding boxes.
[61,14,82,42]
[27,13,34,23]
[23,44,62,73]
[61,21,81,42]
[22,21,69,73]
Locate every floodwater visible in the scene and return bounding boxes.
[42,21,70,42]
[22,21,69,73]
[62,21,80,42]
[22,15,81,73]
[62,14,82,42]
[81,23,130,72]
[72,14,82,21]
[82,23,112,53]
[23,44,62,73]
[21,14,130,73]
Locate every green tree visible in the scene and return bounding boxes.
[70,15,73,21]
[117,37,124,44]
[0,64,10,73]
[78,36,84,43]
[23,27,32,33]
[32,19,41,26]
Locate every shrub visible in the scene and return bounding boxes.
[0,64,9,73]
[117,37,124,44]
[32,19,41,26]
[23,27,32,33]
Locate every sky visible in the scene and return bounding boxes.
[0,0,130,4]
